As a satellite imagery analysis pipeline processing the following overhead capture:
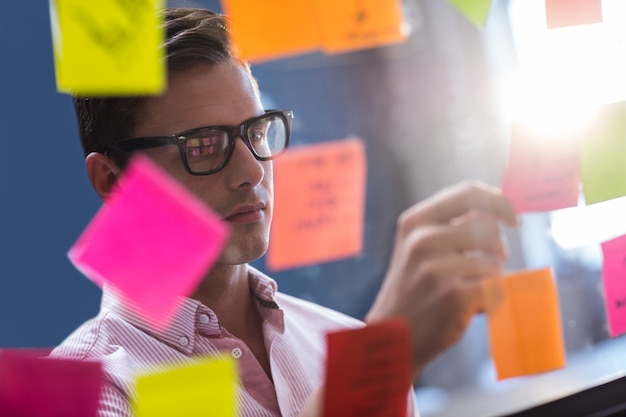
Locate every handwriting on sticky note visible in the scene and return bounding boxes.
[501,125,580,213]
[221,0,321,62]
[581,101,626,205]
[267,138,366,271]
[0,349,102,417]
[51,0,165,94]
[68,154,229,328]
[545,0,603,29]
[447,0,493,27]
[485,267,566,380]
[316,0,407,54]
[132,354,238,417]
[324,319,411,417]
[601,234,626,337]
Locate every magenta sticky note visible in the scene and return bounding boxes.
[0,349,103,417]
[68,154,229,327]
[601,234,626,338]
[501,125,580,213]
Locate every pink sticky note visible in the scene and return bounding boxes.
[69,154,229,328]
[502,125,580,213]
[545,0,603,29]
[324,318,412,417]
[0,349,103,417]
[601,234,626,338]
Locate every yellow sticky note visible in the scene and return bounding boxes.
[447,0,493,28]
[315,0,408,54]
[485,267,566,380]
[50,0,165,95]
[132,355,238,417]
[580,101,626,205]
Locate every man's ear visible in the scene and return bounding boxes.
[86,152,123,200]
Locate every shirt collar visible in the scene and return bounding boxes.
[100,265,281,355]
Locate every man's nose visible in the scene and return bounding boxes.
[223,136,265,189]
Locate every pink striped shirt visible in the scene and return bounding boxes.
[51,266,417,416]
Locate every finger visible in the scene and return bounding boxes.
[404,216,510,260]
[480,276,505,314]
[452,214,510,259]
[400,180,519,230]
[414,252,504,285]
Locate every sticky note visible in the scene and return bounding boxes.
[68,154,229,328]
[447,0,493,28]
[221,0,322,63]
[601,234,626,338]
[132,355,238,417]
[0,349,102,417]
[545,0,603,29]
[315,0,408,54]
[324,318,412,417]
[501,125,580,213]
[267,138,366,271]
[50,0,165,95]
[580,101,626,205]
[485,267,566,380]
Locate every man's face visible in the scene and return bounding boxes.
[129,60,273,265]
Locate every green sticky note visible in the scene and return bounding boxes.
[581,101,626,205]
[50,0,165,95]
[447,0,493,27]
[132,355,238,417]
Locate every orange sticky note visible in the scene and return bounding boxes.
[324,319,412,417]
[501,125,580,213]
[315,0,408,54]
[545,0,603,29]
[221,0,321,63]
[486,267,566,380]
[267,138,366,271]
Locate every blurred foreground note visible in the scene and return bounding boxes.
[580,101,626,205]
[485,267,566,380]
[324,318,411,417]
[268,138,366,271]
[545,0,603,29]
[316,0,408,54]
[601,234,626,338]
[68,154,229,328]
[132,355,238,417]
[0,349,102,417]
[447,0,493,27]
[50,0,165,95]
[501,124,580,213]
[221,0,321,62]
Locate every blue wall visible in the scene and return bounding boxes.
[0,1,103,347]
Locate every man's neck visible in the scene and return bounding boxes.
[190,263,256,337]
[191,263,272,379]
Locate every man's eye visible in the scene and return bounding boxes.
[187,136,218,157]
[250,129,266,141]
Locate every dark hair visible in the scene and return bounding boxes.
[74,8,251,166]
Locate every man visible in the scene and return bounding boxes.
[51,7,518,417]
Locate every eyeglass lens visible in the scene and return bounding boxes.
[184,113,287,174]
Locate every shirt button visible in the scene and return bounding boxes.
[231,347,243,359]
[199,314,210,324]
[179,336,189,347]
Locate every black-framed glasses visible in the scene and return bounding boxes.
[111,109,293,176]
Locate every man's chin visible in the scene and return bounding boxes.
[217,242,268,265]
